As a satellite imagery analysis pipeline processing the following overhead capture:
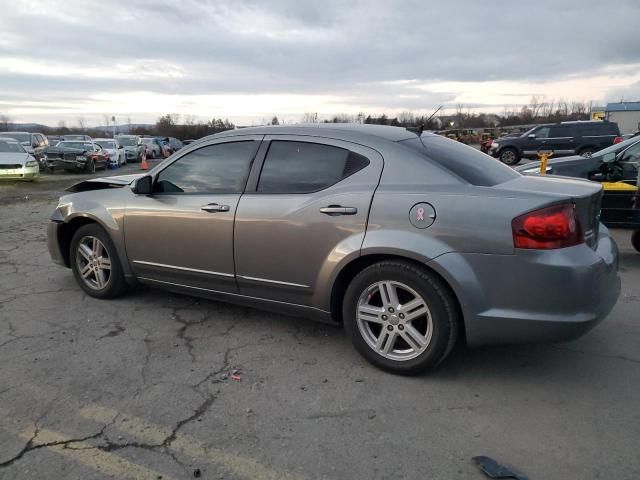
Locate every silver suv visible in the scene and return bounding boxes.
[47,124,620,374]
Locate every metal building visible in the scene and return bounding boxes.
[605,102,640,135]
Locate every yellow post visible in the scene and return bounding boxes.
[538,150,553,175]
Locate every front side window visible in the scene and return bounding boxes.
[257,141,369,194]
[154,141,258,194]
[533,127,550,139]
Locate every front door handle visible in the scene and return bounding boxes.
[319,206,358,216]
[201,203,230,213]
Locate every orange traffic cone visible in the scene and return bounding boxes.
[140,151,149,171]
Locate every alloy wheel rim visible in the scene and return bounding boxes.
[76,236,111,290]
[356,281,433,361]
[502,150,515,163]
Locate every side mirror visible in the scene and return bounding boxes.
[528,133,536,139]
[118,145,124,149]
[132,175,153,195]
[588,171,605,181]
[602,152,616,164]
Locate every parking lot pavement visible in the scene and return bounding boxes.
[1,171,639,480]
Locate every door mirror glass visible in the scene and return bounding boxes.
[133,175,153,195]
[602,152,616,163]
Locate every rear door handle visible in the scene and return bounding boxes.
[319,206,358,216]
[201,203,230,213]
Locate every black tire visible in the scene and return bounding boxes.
[579,147,596,158]
[86,159,96,173]
[632,230,640,253]
[499,147,520,166]
[151,150,157,159]
[342,261,460,375]
[70,224,126,299]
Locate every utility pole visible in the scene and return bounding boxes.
[112,116,116,138]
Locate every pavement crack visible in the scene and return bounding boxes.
[0,417,116,469]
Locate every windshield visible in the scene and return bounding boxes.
[594,137,640,156]
[0,132,31,143]
[58,142,93,150]
[64,135,87,140]
[95,140,115,149]
[142,138,153,143]
[401,134,520,186]
[117,137,138,146]
[0,140,26,153]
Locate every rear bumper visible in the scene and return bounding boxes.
[430,225,621,346]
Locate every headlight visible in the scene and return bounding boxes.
[491,142,499,149]
[25,160,38,168]
[76,155,86,161]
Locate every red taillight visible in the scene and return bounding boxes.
[614,136,623,144]
[512,203,583,249]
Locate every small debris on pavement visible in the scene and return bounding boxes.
[193,468,202,478]
[472,456,528,480]
[231,374,241,381]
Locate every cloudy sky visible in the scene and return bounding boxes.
[0,0,639,126]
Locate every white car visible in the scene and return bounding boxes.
[0,138,39,181]
[94,138,125,166]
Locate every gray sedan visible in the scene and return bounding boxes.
[47,124,620,374]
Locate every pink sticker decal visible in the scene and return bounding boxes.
[416,207,425,221]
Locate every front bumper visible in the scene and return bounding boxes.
[0,165,39,180]
[431,225,621,346]
[124,149,139,160]
[47,220,66,266]
[48,158,86,171]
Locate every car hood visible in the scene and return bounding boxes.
[0,152,30,165]
[67,173,144,192]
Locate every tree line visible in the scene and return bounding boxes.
[0,96,598,139]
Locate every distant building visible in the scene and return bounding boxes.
[605,102,640,135]
[590,106,606,121]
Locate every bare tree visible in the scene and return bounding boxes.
[397,111,415,126]
[301,112,318,123]
[0,113,12,131]
[76,117,87,132]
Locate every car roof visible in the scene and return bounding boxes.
[0,131,31,135]
[199,124,431,145]
[93,138,115,141]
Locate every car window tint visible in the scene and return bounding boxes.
[257,141,370,193]
[154,141,258,194]
[548,125,573,138]
[534,127,550,139]
[400,135,520,187]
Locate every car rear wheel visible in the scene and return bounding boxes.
[86,159,96,173]
[343,261,459,375]
[70,224,126,299]
[499,148,520,166]
[151,149,157,159]
[632,230,640,253]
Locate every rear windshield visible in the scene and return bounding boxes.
[400,135,520,186]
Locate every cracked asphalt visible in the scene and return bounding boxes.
[1,168,639,479]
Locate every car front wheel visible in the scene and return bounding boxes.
[632,230,640,253]
[343,261,459,375]
[70,224,126,299]
[499,147,520,165]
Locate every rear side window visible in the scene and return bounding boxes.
[581,123,619,136]
[154,141,258,194]
[400,135,520,187]
[548,125,573,138]
[257,141,370,193]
